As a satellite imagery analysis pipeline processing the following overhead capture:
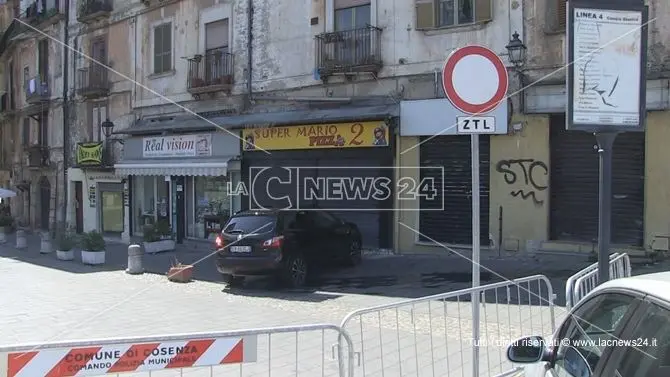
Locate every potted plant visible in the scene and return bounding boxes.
[167,259,193,283]
[56,231,75,261]
[0,214,12,244]
[143,220,175,254]
[80,230,106,265]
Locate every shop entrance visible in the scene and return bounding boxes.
[39,176,51,231]
[98,183,124,234]
[174,176,186,243]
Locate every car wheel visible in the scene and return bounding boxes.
[222,274,245,287]
[344,238,362,266]
[282,255,308,288]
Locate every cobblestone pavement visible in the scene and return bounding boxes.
[0,232,667,376]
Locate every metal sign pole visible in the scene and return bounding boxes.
[595,132,617,283]
[471,133,481,377]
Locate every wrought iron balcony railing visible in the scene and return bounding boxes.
[77,66,110,98]
[186,48,234,96]
[315,25,383,79]
[25,75,50,104]
[77,0,112,23]
[27,145,49,168]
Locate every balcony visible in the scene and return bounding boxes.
[23,0,64,28]
[77,0,112,23]
[315,25,383,80]
[75,141,113,168]
[186,48,234,98]
[77,66,109,99]
[25,75,50,104]
[27,145,49,168]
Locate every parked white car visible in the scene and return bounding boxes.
[506,271,670,377]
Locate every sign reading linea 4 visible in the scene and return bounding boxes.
[242,121,389,151]
[566,2,648,131]
[143,134,213,158]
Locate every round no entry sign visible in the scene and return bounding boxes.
[442,45,509,115]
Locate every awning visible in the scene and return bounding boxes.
[114,162,228,176]
[118,104,400,135]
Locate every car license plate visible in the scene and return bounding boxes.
[230,246,251,253]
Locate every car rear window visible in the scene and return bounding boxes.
[223,215,276,234]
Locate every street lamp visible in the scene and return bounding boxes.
[505,31,527,68]
[102,119,124,144]
[505,31,527,115]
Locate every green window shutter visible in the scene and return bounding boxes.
[557,0,567,30]
[474,0,492,22]
[416,0,435,30]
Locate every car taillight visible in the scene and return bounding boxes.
[215,235,224,248]
[262,235,284,248]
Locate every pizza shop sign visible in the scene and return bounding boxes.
[142,134,212,158]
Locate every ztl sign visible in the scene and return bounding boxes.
[457,116,496,134]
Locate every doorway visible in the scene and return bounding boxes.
[174,176,185,243]
[98,183,124,234]
[75,181,83,233]
[38,176,50,230]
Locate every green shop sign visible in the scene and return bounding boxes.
[76,142,103,166]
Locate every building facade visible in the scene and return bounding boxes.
[8,0,663,256]
[0,0,67,232]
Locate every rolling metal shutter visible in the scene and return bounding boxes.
[242,149,392,249]
[418,135,491,245]
[549,116,645,246]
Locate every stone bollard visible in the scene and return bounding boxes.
[126,244,144,274]
[40,231,52,254]
[15,229,26,249]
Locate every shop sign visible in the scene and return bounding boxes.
[143,134,212,158]
[88,185,96,208]
[242,121,389,151]
[76,142,104,166]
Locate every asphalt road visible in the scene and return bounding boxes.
[0,233,665,376]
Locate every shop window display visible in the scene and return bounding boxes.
[192,176,229,239]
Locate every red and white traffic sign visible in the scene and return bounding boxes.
[442,45,509,115]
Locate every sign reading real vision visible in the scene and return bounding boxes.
[76,142,103,165]
[143,134,213,158]
[242,121,389,151]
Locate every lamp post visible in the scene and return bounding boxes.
[505,31,528,113]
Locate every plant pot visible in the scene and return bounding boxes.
[56,249,74,261]
[15,229,26,249]
[167,265,193,283]
[143,239,176,254]
[40,231,52,254]
[81,250,106,265]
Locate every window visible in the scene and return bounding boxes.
[223,215,275,235]
[205,19,229,53]
[608,303,670,377]
[203,19,230,83]
[22,118,30,146]
[334,2,370,31]
[553,293,636,376]
[89,102,107,141]
[23,66,28,90]
[153,22,172,74]
[415,0,492,29]
[190,176,230,239]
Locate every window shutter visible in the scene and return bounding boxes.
[205,19,229,50]
[164,24,172,71]
[153,26,162,73]
[557,0,566,29]
[415,0,435,29]
[474,0,492,22]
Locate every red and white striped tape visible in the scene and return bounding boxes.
[4,337,248,377]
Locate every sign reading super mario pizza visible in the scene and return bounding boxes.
[6,337,247,376]
[242,121,389,151]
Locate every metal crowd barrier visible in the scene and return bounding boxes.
[565,252,632,310]
[337,275,556,377]
[0,324,355,377]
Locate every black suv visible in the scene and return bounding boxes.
[215,209,362,288]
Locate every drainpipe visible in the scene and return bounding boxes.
[60,0,70,233]
[245,0,253,108]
